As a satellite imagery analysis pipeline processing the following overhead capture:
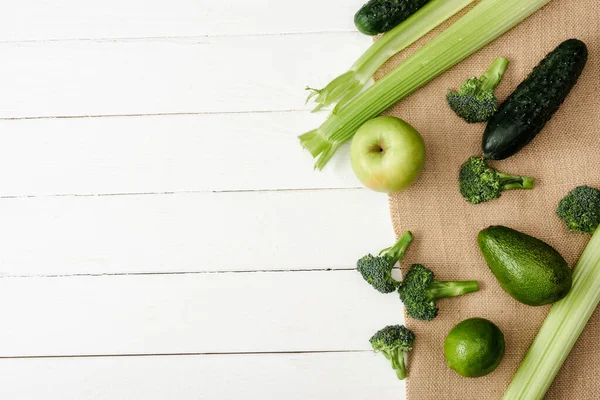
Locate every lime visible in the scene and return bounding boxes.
[444,317,505,377]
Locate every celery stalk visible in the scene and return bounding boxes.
[306,0,475,113]
[300,0,555,170]
[503,227,600,400]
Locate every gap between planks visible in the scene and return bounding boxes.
[0,267,358,279]
[0,30,357,46]
[0,108,309,121]
[0,187,364,200]
[0,349,369,360]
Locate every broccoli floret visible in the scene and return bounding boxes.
[399,264,479,321]
[557,186,600,234]
[447,57,509,123]
[459,156,535,205]
[357,232,413,293]
[369,324,415,380]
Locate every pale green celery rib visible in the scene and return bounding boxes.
[503,227,600,400]
[301,0,554,170]
[308,0,476,112]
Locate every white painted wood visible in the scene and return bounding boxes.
[0,270,404,356]
[0,1,404,397]
[0,0,365,41]
[0,352,405,400]
[0,190,391,275]
[0,33,368,118]
[0,112,361,196]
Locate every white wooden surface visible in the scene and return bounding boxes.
[0,1,407,399]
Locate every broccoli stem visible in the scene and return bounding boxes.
[480,57,510,91]
[497,173,535,190]
[387,348,408,380]
[426,280,480,299]
[380,231,414,263]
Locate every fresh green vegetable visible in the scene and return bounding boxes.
[301,0,555,170]
[350,116,425,193]
[504,186,600,399]
[357,231,413,293]
[370,324,415,380]
[483,39,588,160]
[398,264,479,321]
[459,156,535,205]
[444,318,505,377]
[354,0,431,36]
[307,0,475,113]
[447,57,509,123]
[557,185,600,234]
[478,226,572,306]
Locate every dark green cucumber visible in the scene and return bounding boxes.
[354,0,430,36]
[482,39,588,160]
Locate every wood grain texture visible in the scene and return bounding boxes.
[0,270,404,356]
[0,190,391,275]
[0,112,360,196]
[0,33,368,118]
[0,0,365,41]
[0,0,405,397]
[0,352,404,400]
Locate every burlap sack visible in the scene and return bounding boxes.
[374,0,599,398]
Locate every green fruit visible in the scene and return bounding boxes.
[350,116,426,194]
[478,226,572,306]
[444,318,505,378]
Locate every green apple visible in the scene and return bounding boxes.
[350,116,426,193]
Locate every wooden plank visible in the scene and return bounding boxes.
[0,352,405,400]
[0,0,365,41]
[0,112,360,196]
[0,270,405,356]
[0,190,392,275]
[0,33,367,118]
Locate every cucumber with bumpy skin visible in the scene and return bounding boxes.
[354,0,431,36]
[482,39,588,160]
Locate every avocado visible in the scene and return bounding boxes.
[478,226,572,306]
